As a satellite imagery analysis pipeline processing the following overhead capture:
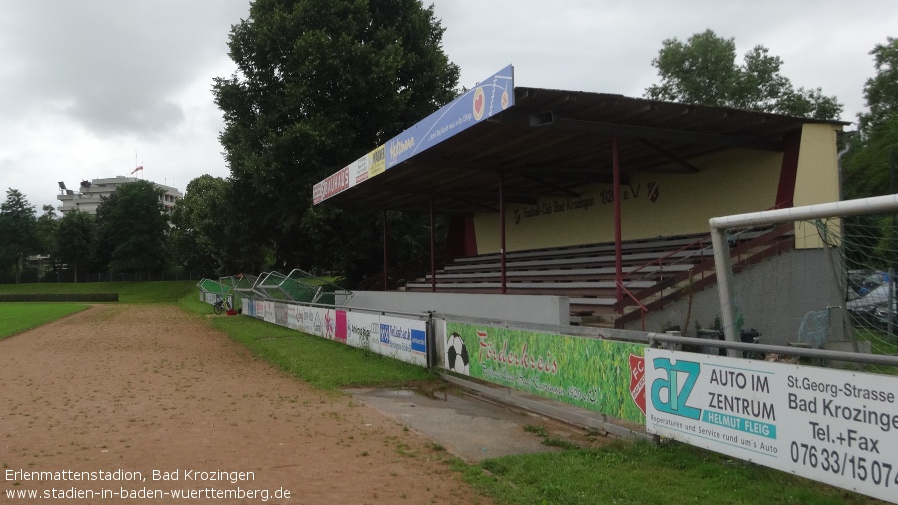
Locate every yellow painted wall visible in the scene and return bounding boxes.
[793,123,842,249]
[474,149,784,253]
[474,124,843,254]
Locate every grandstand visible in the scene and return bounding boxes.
[313,65,846,341]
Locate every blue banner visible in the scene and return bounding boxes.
[385,64,514,169]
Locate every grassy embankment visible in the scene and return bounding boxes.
[0,281,887,505]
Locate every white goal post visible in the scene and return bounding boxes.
[710,193,898,357]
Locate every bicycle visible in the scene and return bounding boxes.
[213,294,233,315]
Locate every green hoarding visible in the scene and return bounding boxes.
[445,322,647,424]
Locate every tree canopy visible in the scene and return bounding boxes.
[212,0,459,277]
[54,210,96,282]
[858,37,898,134]
[644,29,842,120]
[0,189,38,283]
[95,180,170,273]
[169,175,232,275]
[843,36,898,200]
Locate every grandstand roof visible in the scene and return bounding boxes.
[320,87,847,214]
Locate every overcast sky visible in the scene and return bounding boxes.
[1,0,895,213]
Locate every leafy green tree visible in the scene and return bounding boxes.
[840,37,898,269]
[843,36,898,200]
[170,175,229,275]
[35,205,59,256]
[94,181,170,273]
[645,29,842,120]
[843,116,898,199]
[858,37,898,134]
[0,189,38,283]
[213,0,459,277]
[54,210,96,282]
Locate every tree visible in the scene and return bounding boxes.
[35,205,59,256]
[0,189,38,283]
[212,0,459,276]
[645,29,842,120]
[858,37,898,134]
[840,37,898,268]
[170,175,230,275]
[54,210,96,282]
[843,36,898,200]
[94,181,170,273]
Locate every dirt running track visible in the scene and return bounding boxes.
[0,305,493,505]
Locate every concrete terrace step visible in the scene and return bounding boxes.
[405,280,654,290]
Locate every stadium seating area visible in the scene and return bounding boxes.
[405,226,794,326]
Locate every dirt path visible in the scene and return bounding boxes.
[0,305,493,504]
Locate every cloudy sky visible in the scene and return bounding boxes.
[1,0,895,213]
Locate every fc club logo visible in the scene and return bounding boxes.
[628,354,647,415]
[648,182,660,203]
[472,87,485,120]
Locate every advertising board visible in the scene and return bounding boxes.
[377,315,427,367]
[312,65,514,205]
[644,348,898,503]
[344,311,380,351]
[444,321,647,424]
[384,65,514,169]
[274,302,289,327]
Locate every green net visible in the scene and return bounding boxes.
[255,272,292,300]
[239,269,351,304]
[285,268,349,305]
[196,278,231,294]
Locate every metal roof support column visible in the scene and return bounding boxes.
[382,210,388,292]
[430,196,436,292]
[613,136,623,307]
[499,172,507,294]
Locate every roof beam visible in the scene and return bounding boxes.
[635,138,700,173]
[509,111,785,151]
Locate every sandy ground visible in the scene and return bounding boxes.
[0,305,496,505]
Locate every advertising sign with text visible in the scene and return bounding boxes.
[344,312,380,351]
[385,65,514,169]
[312,166,351,205]
[312,65,514,205]
[274,302,289,327]
[285,304,300,330]
[367,145,385,180]
[292,306,324,337]
[262,301,275,324]
[644,348,898,503]
[445,321,647,424]
[377,316,427,367]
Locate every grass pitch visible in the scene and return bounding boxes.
[0,303,88,340]
[0,280,197,303]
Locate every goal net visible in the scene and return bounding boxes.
[709,195,898,372]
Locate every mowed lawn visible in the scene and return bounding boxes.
[0,303,88,340]
[0,281,198,340]
[0,280,197,303]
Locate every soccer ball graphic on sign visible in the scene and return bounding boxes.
[445,332,470,375]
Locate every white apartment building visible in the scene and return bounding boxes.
[57,176,183,216]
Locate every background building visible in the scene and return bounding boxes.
[57,176,183,216]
